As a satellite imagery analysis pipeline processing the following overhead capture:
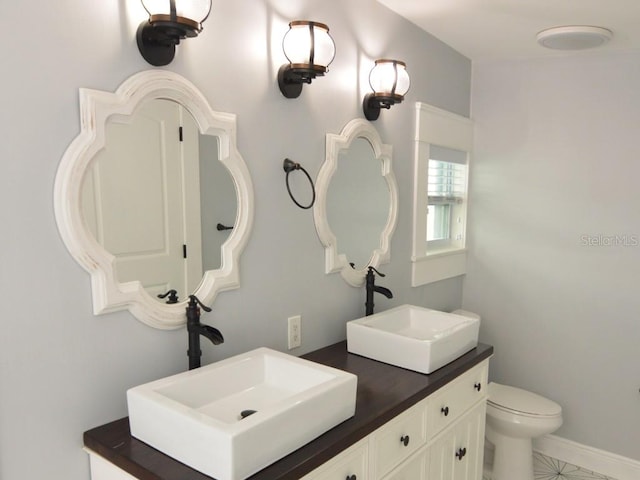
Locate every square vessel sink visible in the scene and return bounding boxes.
[347,304,479,374]
[127,347,357,480]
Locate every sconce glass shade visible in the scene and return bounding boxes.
[282,21,336,73]
[369,59,410,99]
[363,59,411,121]
[137,0,212,66]
[141,0,211,26]
[278,21,336,99]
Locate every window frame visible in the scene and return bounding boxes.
[411,103,473,287]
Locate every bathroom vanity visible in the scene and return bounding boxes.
[84,341,492,480]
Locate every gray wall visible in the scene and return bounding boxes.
[0,0,470,478]
[465,51,640,461]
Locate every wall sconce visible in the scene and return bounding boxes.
[136,0,211,66]
[362,59,411,121]
[278,21,336,99]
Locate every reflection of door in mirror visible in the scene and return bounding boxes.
[326,137,389,269]
[81,99,224,302]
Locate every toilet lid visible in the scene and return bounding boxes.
[488,382,562,417]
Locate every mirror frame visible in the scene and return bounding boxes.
[54,70,254,329]
[314,118,398,287]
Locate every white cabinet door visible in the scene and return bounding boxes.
[382,447,427,480]
[429,426,456,480]
[452,402,486,480]
[428,402,486,480]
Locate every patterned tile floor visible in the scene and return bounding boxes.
[483,452,617,480]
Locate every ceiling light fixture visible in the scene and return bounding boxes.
[536,26,613,51]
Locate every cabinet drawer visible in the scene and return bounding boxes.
[426,361,488,439]
[370,400,427,478]
[300,438,368,480]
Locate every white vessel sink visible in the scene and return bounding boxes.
[127,347,357,480]
[347,304,479,374]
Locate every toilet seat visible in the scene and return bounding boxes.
[488,382,562,418]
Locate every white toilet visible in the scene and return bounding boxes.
[486,382,563,480]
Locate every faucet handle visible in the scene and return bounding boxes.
[158,289,179,304]
[188,295,212,312]
[367,266,386,277]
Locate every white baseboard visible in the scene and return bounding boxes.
[534,435,640,480]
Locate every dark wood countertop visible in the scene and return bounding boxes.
[84,341,493,480]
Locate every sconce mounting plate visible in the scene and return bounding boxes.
[278,65,304,99]
[363,93,404,121]
[363,93,383,121]
[136,23,177,66]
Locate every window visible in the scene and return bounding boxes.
[426,146,468,250]
[411,103,473,286]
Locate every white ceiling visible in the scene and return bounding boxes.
[376,0,640,61]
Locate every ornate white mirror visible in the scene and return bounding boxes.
[54,70,254,329]
[314,119,398,286]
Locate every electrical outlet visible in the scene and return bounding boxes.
[288,315,301,350]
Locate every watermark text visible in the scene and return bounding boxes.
[580,234,639,247]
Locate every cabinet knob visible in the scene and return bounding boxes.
[441,406,449,416]
[346,475,357,480]
[400,435,410,447]
[474,382,482,392]
[456,447,467,460]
